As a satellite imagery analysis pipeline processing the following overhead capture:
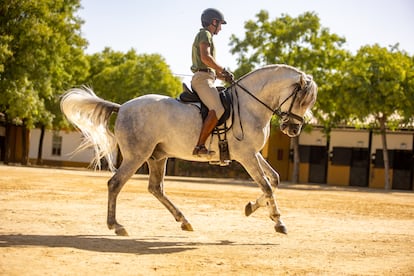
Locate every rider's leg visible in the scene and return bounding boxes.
[191,72,224,156]
[193,110,218,156]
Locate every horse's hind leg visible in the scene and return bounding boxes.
[107,158,143,236]
[147,158,193,231]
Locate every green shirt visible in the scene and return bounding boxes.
[191,28,215,73]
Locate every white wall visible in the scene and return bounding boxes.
[371,131,413,152]
[29,129,95,163]
[299,129,327,146]
[329,129,370,150]
[305,128,413,153]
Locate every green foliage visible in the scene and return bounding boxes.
[402,55,414,126]
[85,48,182,104]
[338,44,414,128]
[0,0,88,128]
[230,11,347,73]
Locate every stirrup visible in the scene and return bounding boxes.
[192,145,215,157]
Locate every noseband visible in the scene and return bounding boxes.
[235,82,305,124]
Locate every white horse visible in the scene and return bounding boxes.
[61,64,317,236]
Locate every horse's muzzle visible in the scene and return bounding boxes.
[280,122,302,137]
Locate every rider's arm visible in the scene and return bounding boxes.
[199,42,224,74]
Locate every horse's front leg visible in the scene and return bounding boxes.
[240,153,287,234]
[245,193,267,217]
[147,158,193,231]
[258,153,280,188]
[245,154,280,216]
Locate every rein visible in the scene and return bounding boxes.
[228,81,306,141]
[234,82,305,123]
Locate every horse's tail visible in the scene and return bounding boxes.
[60,86,121,171]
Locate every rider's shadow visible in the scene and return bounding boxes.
[0,234,273,255]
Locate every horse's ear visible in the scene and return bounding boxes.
[299,73,307,89]
[299,73,313,89]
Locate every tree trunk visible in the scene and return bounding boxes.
[291,136,300,183]
[37,125,45,165]
[4,122,11,164]
[379,116,391,190]
[21,123,29,165]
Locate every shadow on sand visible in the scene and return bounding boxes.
[0,234,277,255]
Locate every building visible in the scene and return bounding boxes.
[265,126,414,190]
[28,128,96,168]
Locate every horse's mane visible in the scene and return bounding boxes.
[240,64,317,123]
[237,64,317,107]
[237,64,303,81]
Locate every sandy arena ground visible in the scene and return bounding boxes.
[0,165,413,275]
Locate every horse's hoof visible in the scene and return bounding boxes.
[181,222,194,231]
[245,202,254,216]
[275,224,287,235]
[115,227,129,236]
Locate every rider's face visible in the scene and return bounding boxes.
[211,20,222,35]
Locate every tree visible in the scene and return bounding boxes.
[229,10,349,182]
[85,48,181,103]
[0,0,88,164]
[337,45,414,189]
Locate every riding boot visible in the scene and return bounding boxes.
[193,110,219,156]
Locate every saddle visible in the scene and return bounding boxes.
[178,83,232,126]
[177,83,233,166]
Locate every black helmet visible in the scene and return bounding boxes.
[201,8,227,27]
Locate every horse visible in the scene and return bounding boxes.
[60,64,317,236]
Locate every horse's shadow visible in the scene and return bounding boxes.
[0,234,275,255]
[0,234,197,255]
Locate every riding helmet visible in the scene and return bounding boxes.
[201,8,227,27]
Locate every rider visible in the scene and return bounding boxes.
[191,8,234,157]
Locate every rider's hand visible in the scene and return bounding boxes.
[220,68,234,84]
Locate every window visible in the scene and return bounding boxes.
[52,134,62,156]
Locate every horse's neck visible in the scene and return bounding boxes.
[235,66,298,124]
[234,78,275,126]
[242,66,298,101]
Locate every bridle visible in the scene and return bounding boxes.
[234,82,305,124]
[227,81,307,142]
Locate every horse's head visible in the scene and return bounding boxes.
[277,73,317,137]
[233,65,317,137]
